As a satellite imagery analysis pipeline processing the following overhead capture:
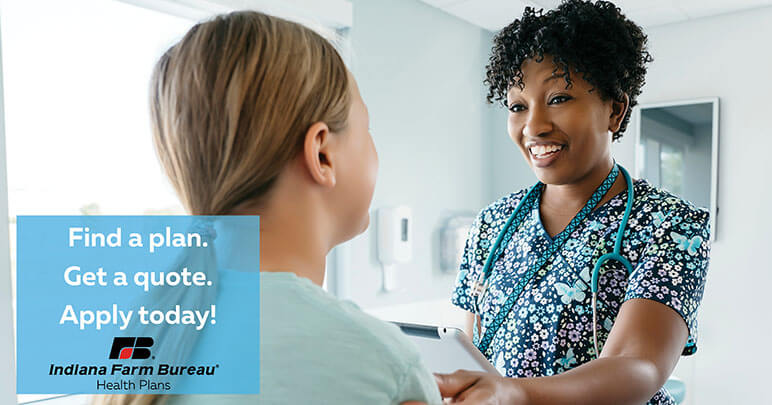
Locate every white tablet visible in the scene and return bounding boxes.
[393,322,499,375]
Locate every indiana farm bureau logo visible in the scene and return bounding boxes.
[109,337,154,360]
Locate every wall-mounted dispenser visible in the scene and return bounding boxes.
[376,206,412,292]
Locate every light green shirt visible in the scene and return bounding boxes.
[167,271,441,404]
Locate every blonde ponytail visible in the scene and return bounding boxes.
[93,9,350,405]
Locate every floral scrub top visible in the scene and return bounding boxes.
[451,178,711,405]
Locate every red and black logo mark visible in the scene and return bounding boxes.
[108,337,154,360]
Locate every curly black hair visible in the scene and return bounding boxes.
[485,0,653,141]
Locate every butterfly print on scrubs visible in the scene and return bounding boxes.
[451,179,711,405]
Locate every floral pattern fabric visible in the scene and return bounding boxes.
[451,178,711,404]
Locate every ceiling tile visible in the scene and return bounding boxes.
[418,0,470,9]
[626,4,689,27]
[527,0,562,10]
[418,0,772,32]
[445,0,533,31]
[526,0,675,18]
[674,0,772,19]
[608,0,673,13]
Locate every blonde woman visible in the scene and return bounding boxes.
[94,10,440,405]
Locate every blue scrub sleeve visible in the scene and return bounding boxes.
[451,192,527,314]
[451,212,485,314]
[623,205,711,351]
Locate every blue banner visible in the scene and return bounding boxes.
[16,215,260,394]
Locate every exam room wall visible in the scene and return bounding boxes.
[603,7,772,404]
[334,0,494,308]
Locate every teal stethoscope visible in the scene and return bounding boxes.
[470,162,634,358]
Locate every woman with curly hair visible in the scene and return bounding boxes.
[436,1,711,404]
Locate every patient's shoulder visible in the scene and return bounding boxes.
[262,271,421,365]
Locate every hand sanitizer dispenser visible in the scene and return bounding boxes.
[376,206,412,292]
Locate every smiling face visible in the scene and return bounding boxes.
[506,55,622,185]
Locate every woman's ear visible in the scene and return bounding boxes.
[609,93,630,134]
[302,121,336,188]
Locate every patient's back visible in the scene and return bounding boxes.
[167,271,441,404]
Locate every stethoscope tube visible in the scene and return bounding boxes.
[590,165,635,358]
[474,164,635,359]
[471,182,541,345]
[473,183,540,312]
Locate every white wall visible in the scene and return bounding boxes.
[485,104,533,202]
[340,0,494,311]
[612,6,772,404]
[0,15,15,405]
[118,0,352,29]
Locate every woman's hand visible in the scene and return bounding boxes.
[434,370,529,405]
